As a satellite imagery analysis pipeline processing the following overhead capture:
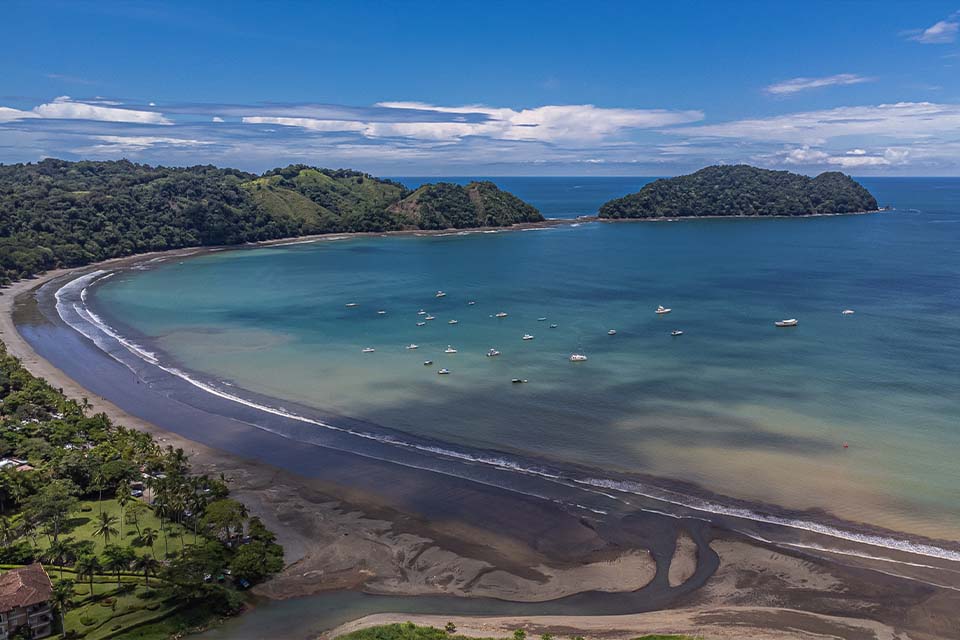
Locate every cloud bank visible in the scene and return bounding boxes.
[764,74,872,96]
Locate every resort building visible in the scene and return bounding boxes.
[0,564,54,640]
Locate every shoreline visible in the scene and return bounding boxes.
[4,222,960,639]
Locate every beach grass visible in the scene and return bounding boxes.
[338,623,699,640]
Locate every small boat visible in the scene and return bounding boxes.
[608,329,617,336]
[537,317,547,322]
[569,353,588,362]
[842,309,855,315]
[377,310,387,315]
[444,345,458,353]
[435,291,447,298]
[511,378,528,384]
[486,348,501,357]
[345,302,359,308]
[549,323,558,329]
[425,315,436,321]
[775,318,798,327]
[416,321,426,326]
[417,310,427,316]
[671,330,684,336]
[467,301,476,306]
[522,334,534,341]
[495,312,508,318]
[437,368,451,375]
[656,305,671,315]
[361,347,375,353]
[448,319,458,325]
[423,360,433,366]
[406,344,419,350]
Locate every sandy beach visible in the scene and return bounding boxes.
[3,245,959,639]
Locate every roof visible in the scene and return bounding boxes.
[0,564,53,612]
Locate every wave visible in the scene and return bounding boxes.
[53,268,960,567]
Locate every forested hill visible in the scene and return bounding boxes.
[0,159,543,284]
[598,165,879,219]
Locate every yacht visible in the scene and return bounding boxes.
[437,368,451,375]
[448,319,459,325]
[444,345,458,353]
[436,291,447,298]
[361,347,375,353]
[467,301,477,305]
[842,309,855,315]
[671,330,684,336]
[495,312,508,318]
[537,317,547,322]
[569,353,588,362]
[511,378,528,384]
[345,302,359,308]
[406,344,419,350]
[417,310,427,315]
[522,334,534,341]
[377,310,387,315]
[486,348,501,357]
[425,315,436,321]
[656,305,671,314]
[549,323,558,329]
[416,321,426,326]
[423,360,433,366]
[775,318,798,327]
[608,329,617,335]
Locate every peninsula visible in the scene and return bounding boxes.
[598,165,879,219]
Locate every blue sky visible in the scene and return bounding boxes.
[2,1,959,175]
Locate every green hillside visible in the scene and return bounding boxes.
[389,181,543,229]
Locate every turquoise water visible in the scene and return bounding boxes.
[91,178,960,541]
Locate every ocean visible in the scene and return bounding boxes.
[75,177,960,545]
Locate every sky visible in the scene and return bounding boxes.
[1,1,959,176]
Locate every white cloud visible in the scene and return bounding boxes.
[907,13,959,44]
[780,146,830,164]
[0,106,37,123]
[772,145,910,168]
[243,102,704,143]
[764,73,872,96]
[86,135,213,152]
[0,96,173,125]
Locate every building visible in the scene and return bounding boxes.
[0,564,54,640]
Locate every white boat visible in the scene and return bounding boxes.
[437,368,451,375]
[608,329,617,335]
[775,318,798,327]
[671,330,684,336]
[486,348,501,357]
[377,310,387,315]
[656,305,671,314]
[444,345,458,353]
[435,291,447,298]
[423,360,433,366]
[406,344,419,350]
[537,317,547,322]
[416,321,426,326]
[361,347,375,353]
[448,319,458,325]
[842,309,855,315]
[495,312,508,318]
[417,310,427,315]
[522,334,534,341]
[425,315,436,321]
[467,301,476,305]
[345,302,359,308]
[549,323,558,328]
[569,353,588,362]
[511,378,528,384]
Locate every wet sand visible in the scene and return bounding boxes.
[3,244,959,639]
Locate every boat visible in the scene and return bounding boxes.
[569,353,588,362]
[423,360,433,366]
[656,305,671,314]
[444,345,458,353]
[437,368,451,375]
[495,312,508,318]
[377,310,387,315]
[522,334,534,341]
[774,318,798,327]
[345,302,359,308]
[406,344,419,350]
[608,329,617,335]
[448,319,458,325]
[671,330,684,336]
[842,309,855,315]
[435,291,447,298]
[425,315,436,321]
[537,317,547,322]
[416,321,426,326]
[467,301,476,305]
[549,323,558,328]
[511,378,528,384]
[486,348,501,357]
[417,310,427,315]
[361,347,375,353]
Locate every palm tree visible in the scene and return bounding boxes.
[51,579,74,638]
[102,544,133,588]
[73,554,102,596]
[132,554,160,586]
[93,512,119,545]
[125,501,148,537]
[138,526,159,559]
[47,538,74,579]
[0,516,16,546]
[91,470,106,515]
[115,482,131,539]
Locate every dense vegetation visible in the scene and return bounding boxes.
[0,159,543,284]
[338,623,696,640]
[0,342,283,638]
[598,165,879,219]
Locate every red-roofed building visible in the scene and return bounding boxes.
[0,564,53,639]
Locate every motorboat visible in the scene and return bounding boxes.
[671,330,684,336]
[522,334,534,341]
[656,305,671,314]
[537,317,547,322]
[448,319,458,325]
[417,310,427,315]
[416,321,426,326]
[425,315,436,321]
[436,291,447,298]
[377,310,387,315]
[345,302,359,308]
[569,353,588,362]
[549,323,558,329]
[842,309,855,315]
[444,345,458,353]
[511,378,528,384]
[423,360,433,366]
[361,347,375,353]
[406,344,419,350]
[495,312,508,318]
[608,329,617,335]
[437,368,451,375]
[467,301,476,305]
[486,348,501,357]
[775,318,798,327]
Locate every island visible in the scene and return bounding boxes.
[598,164,879,219]
[0,159,543,285]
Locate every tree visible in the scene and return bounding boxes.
[23,479,79,543]
[228,541,283,583]
[116,481,131,539]
[46,537,75,579]
[102,544,135,588]
[133,553,160,586]
[138,526,159,559]
[125,501,148,537]
[444,622,457,635]
[93,512,119,545]
[200,499,246,543]
[74,553,102,595]
[51,579,74,638]
[513,631,527,640]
